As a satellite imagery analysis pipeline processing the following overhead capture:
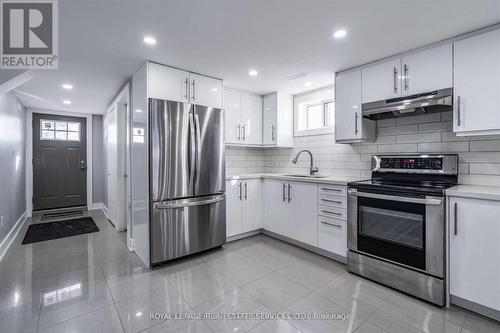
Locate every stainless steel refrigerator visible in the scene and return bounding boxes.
[149,98,226,265]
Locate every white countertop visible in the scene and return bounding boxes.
[446,185,500,201]
[226,173,365,186]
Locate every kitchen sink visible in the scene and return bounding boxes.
[283,174,328,178]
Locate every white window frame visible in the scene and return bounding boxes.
[294,85,335,137]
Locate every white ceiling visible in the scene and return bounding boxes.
[4,0,500,114]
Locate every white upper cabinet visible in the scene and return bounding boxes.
[224,88,262,145]
[453,29,500,135]
[224,88,242,144]
[262,92,293,147]
[335,68,375,143]
[362,58,402,103]
[401,44,452,95]
[449,196,500,313]
[362,43,452,103]
[189,72,223,109]
[146,62,222,108]
[241,93,263,145]
[148,63,190,102]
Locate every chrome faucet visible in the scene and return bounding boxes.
[292,149,319,176]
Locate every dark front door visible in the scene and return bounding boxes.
[33,113,87,211]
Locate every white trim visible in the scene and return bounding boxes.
[0,71,34,95]
[293,86,335,137]
[26,108,93,216]
[0,210,28,263]
[88,202,106,210]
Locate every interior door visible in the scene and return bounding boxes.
[150,99,194,201]
[106,107,118,223]
[33,113,87,210]
[193,105,225,197]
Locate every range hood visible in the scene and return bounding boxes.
[362,88,453,120]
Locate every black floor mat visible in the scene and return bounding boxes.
[22,217,99,244]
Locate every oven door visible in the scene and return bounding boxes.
[347,189,444,277]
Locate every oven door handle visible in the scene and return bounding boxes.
[348,189,442,205]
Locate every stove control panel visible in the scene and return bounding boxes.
[380,157,442,170]
[371,155,458,175]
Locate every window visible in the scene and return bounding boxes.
[40,119,80,141]
[294,86,335,136]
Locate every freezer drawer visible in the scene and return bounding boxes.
[150,194,226,264]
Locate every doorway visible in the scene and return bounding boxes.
[32,113,87,211]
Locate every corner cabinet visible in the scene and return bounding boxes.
[449,196,500,320]
[224,88,262,145]
[453,29,500,136]
[226,179,262,238]
[335,68,375,143]
[147,62,223,108]
[263,92,293,147]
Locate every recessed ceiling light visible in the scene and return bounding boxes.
[63,100,71,105]
[143,36,156,45]
[211,88,218,92]
[248,69,258,76]
[305,82,312,87]
[135,109,143,113]
[62,83,73,90]
[333,29,347,39]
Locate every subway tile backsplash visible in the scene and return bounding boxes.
[226,111,500,186]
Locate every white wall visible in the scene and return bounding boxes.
[0,92,26,245]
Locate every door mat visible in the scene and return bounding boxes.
[22,217,99,244]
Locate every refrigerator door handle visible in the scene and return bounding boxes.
[194,112,202,189]
[155,196,224,209]
[189,111,196,189]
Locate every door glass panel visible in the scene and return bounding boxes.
[40,119,80,141]
[55,121,67,131]
[68,122,80,132]
[41,120,54,130]
[359,205,424,249]
[41,130,54,140]
[67,132,80,141]
[55,131,67,140]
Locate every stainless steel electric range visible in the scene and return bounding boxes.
[347,154,458,306]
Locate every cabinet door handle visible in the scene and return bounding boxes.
[191,80,196,101]
[454,202,458,236]
[321,210,342,216]
[238,182,242,200]
[244,182,248,200]
[457,96,461,127]
[321,198,342,204]
[236,124,241,140]
[354,112,359,135]
[404,64,409,92]
[288,184,291,203]
[393,67,398,93]
[242,124,246,141]
[184,78,189,100]
[321,188,342,192]
[282,183,286,202]
[321,221,342,229]
[271,125,276,142]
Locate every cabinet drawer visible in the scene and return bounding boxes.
[318,194,346,208]
[318,204,347,220]
[318,185,347,197]
[318,216,347,257]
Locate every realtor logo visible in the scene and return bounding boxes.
[1,0,58,69]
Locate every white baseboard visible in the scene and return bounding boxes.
[88,202,105,210]
[0,210,28,263]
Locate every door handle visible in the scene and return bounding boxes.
[244,182,248,200]
[321,221,342,228]
[348,189,443,205]
[194,113,202,187]
[321,198,342,204]
[454,202,458,236]
[354,112,359,135]
[236,124,241,140]
[321,210,342,216]
[238,182,243,200]
[242,124,246,141]
[457,96,461,127]
[191,80,196,101]
[282,183,286,202]
[393,67,398,93]
[271,125,276,142]
[404,64,409,92]
[287,184,291,203]
[189,113,196,188]
[184,78,189,101]
[80,160,87,171]
[155,196,224,209]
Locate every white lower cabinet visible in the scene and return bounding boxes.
[449,196,500,314]
[288,182,318,246]
[226,179,262,237]
[318,216,347,257]
[263,179,289,236]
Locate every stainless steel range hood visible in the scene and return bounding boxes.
[362,88,453,120]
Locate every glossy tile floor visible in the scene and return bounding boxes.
[1,209,499,332]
